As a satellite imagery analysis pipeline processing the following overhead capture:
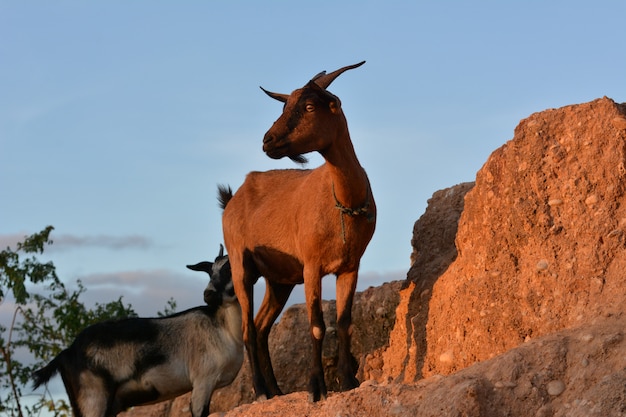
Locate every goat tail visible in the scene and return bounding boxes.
[217,184,233,210]
[32,352,65,389]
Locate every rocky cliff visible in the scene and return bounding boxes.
[122,97,626,416]
[423,97,626,379]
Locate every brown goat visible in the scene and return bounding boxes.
[219,61,375,402]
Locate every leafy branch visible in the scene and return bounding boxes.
[0,226,175,417]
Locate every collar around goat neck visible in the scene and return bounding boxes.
[332,182,375,244]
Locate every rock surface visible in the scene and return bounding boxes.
[217,315,626,417]
[423,97,626,378]
[122,97,626,416]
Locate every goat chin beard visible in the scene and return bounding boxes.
[289,155,309,165]
[264,148,308,165]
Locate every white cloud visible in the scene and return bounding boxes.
[50,234,153,251]
[0,232,30,251]
[0,232,153,252]
[77,268,206,316]
[357,269,407,290]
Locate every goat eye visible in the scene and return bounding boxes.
[305,104,315,112]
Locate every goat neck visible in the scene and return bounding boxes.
[323,138,370,213]
[218,301,243,345]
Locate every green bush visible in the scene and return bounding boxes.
[0,226,174,417]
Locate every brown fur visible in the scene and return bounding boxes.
[220,62,375,402]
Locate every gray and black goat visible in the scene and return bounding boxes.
[32,245,242,417]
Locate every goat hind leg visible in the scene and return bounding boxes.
[254,281,294,397]
[335,270,360,391]
[74,371,110,417]
[231,263,269,400]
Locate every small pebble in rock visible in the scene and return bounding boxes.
[612,116,626,130]
[585,195,598,206]
[547,380,566,396]
[439,350,454,364]
[494,381,517,388]
[580,334,594,342]
[548,199,563,206]
[360,379,378,388]
[536,260,549,271]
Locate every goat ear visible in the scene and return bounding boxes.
[306,81,341,113]
[260,86,289,103]
[306,80,339,101]
[306,79,324,92]
[186,261,214,274]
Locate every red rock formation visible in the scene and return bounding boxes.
[423,97,626,377]
[381,182,473,382]
[222,315,626,417]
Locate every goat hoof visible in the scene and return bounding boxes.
[340,375,360,391]
[267,385,284,398]
[307,391,327,403]
[307,377,328,403]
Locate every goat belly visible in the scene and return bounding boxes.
[120,364,192,405]
[114,381,162,408]
[251,247,305,284]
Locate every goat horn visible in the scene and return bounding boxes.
[260,86,289,103]
[313,61,365,89]
[219,244,224,258]
[311,71,326,81]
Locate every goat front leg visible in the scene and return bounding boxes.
[189,380,216,417]
[336,270,360,391]
[254,281,294,398]
[304,269,327,402]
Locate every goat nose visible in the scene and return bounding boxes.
[204,288,216,303]
[204,282,216,298]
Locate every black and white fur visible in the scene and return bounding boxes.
[32,245,242,417]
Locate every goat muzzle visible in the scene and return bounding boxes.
[262,131,274,146]
[204,288,221,305]
[262,132,283,159]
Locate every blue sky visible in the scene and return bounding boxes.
[1,1,625,316]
